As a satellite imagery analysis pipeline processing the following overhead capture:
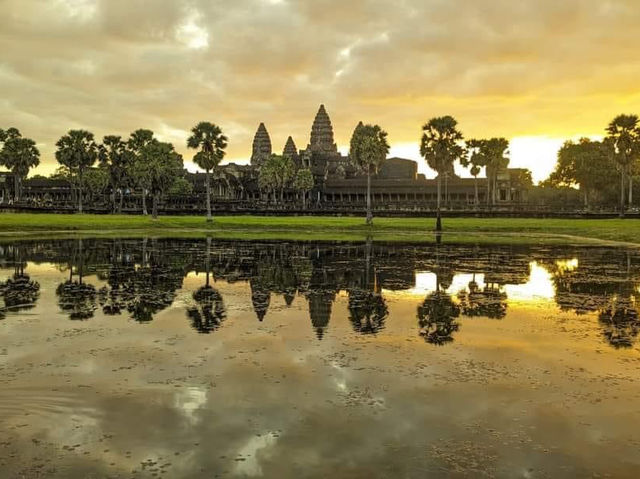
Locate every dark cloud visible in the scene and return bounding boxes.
[1,0,640,175]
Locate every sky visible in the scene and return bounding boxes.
[1,0,640,183]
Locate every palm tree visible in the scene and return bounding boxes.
[462,139,486,206]
[349,122,390,225]
[127,129,155,215]
[259,154,295,204]
[187,122,228,222]
[55,130,99,213]
[606,114,640,216]
[420,116,465,211]
[143,140,184,219]
[484,138,510,205]
[99,135,133,213]
[0,129,40,202]
[293,168,314,209]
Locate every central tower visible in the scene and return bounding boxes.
[307,104,338,154]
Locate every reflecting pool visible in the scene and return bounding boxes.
[1,238,640,478]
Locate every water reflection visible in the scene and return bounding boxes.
[0,244,40,318]
[187,238,227,333]
[1,238,639,349]
[56,239,97,320]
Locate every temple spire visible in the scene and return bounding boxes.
[251,122,272,167]
[282,136,299,164]
[308,104,337,154]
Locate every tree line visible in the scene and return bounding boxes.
[7,112,637,222]
[350,115,515,224]
[543,114,640,216]
[0,116,520,224]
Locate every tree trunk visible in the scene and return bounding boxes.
[13,174,19,202]
[152,192,159,220]
[118,190,124,214]
[474,175,478,207]
[302,191,306,210]
[444,174,448,208]
[205,169,212,223]
[629,172,633,207]
[78,169,83,213]
[486,172,491,205]
[584,189,589,210]
[366,169,372,225]
[111,188,116,213]
[205,236,211,286]
[620,169,626,217]
[78,238,84,284]
[436,175,442,210]
[142,189,148,216]
[492,175,497,205]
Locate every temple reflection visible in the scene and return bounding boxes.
[0,239,639,348]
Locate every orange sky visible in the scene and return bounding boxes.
[1,0,640,183]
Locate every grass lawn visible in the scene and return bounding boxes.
[0,212,639,245]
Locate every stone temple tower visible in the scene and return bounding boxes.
[251,123,272,167]
[282,136,300,166]
[308,104,338,154]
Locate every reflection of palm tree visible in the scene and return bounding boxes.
[346,236,388,335]
[187,238,226,333]
[56,239,97,320]
[348,289,388,334]
[1,273,40,313]
[418,244,461,345]
[418,290,460,345]
[188,285,226,333]
[598,296,640,348]
[126,262,181,323]
[96,238,183,323]
[1,245,40,316]
[57,280,97,320]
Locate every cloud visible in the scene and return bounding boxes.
[1,0,640,178]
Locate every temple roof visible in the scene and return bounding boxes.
[251,122,272,167]
[308,104,337,154]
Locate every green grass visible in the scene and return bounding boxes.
[0,212,638,245]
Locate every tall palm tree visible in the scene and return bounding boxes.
[420,116,465,212]
[349,122,390,225]
[483,138,510,205]
[0,129,40,202]
[462,139,486,206]
[293,168,314,209]
[99,135,133,213]
[55,130,98,213]
[127,129,155,215]
[143,141,184,220]
[187,122,228,222]
[606,114,640,217]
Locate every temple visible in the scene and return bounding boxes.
[0,104,531,211]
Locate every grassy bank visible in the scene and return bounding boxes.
[0,213,638,245]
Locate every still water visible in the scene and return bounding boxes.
[1,237,639,478]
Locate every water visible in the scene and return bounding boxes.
[0,237,639,478]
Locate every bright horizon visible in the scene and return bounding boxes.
[2,0,639,184]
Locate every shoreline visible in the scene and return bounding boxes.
[0,213,639,246]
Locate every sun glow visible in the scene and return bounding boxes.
[504,262,555,302]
